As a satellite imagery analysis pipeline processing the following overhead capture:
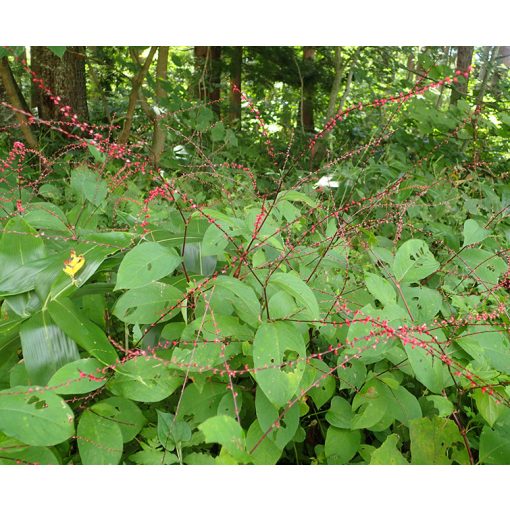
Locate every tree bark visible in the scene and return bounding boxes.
[229,46,242,125]
[209,46,222,117]
[450,46,474,106]
[476,47,499,106]
[301,46,315,133]
[118,46,157,145]
[151,46,169,166]
[325,47,344,121]
[194,46,222,116]
[31,46,89,122]
[0,57,38,148]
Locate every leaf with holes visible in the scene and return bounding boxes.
[364,272,396,306]
[253,322,306,407]
[107,357,182,402]
[399,285,442,322]
[115,242,181,290]
[113,282,183,324]
[96,397,146,443]
[392,239,439,283]
[0,386,74,446]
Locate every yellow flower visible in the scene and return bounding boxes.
[63,250,85,279]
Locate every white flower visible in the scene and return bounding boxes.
[313,175,339,189]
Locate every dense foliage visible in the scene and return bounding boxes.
[0,46,510,465]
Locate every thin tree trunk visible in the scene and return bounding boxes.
[118,46,157,145]
[151,46,169,166]
[194,46,209,102]
[476,46,499,106]
[229,46,242,126]
[325,47,344,120]
[0,57,38,148]
[209,46,221,117]
[450,46,474,106]
[338,47,361,112]
[302,46,315,133]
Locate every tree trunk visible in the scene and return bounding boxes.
[228,46,242,126]
[301,46,315,133]
[325,47,344,121]
[118,46,157,145]
[476,47,499,106]
[450,46,474,106]
[151,46,169,166]
[194,46,222,116]
[31,46,89,122]
[338,47,361,112]
[0,57,38,148]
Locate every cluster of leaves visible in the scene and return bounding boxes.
[1,57,510,465]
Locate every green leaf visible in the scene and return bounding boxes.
[409,417,466,464]
[0,386,74,446]
[24,202,69,232]
[77,406,123,464]
[47,46,66,58]
[0,217,46,291]
[115,242,181,290]
[70,166,108,206]
[213,275,260,327]
[400,285,442,322]
[198,415,248,462]
[246,419,282,465]
[47,358,106,395]
[202,224,229,256]
[177,383,228,423]
[129,449,178,465]
[457,249,506,287]
[268,271,320,321]
[462,219,490,247]
[182,242,216,276]
[325,396,353,429]
[364,272,396,306]
[113,282,183,324]
[276,190,317,207]
[107,357,182,402]
[157,410,191,450]
[253,322,306,407]
[97,397,146,443]
[370,434,408,465]
[392,239,439,283]
[473,389,506,427]
[255,387,299,450]
[210,122,226,142]
[479,410,510,464]
[305,359,336,409]
[20,310,80,385]
[457,326,510,374]
[47,297,118,365]
[404,330,453,393]
[324,427,360,464]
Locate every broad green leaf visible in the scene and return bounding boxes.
[457,326,510,374]
[48,297,118,365]
[255,387,299,450]
[0,216,45,268]
[115,242,181,290]
[473,389,506,428]
[392,239,439,283]
[276,189,317,207]
[213,275,260,327]
[268,271,320,321]
[370,434,408,465]
[182,242,216,276]
[47,358,107,395]
[129,449,178,465]
[97,397,146,443]
[77,406,123,464]
[404,330,453,393]
[409,417,467,464]
[364,272,396,306]
[24,202,69,232]
[0,386,74,446]
[177,383,228,423]
[199,415,248,462]
[462,219,490,247]
[304,358,336,409]
[385,384,422,427]
[0,437,59,465]
[479,410,510,464]
[253,322,306,407]
[113,282,183,324]
[107,356,182,402]
[457,249,506,287]
[201,224,229,256]
[70,166,108,206]
[246,419,282,465]
[157,410,191,451]
[20,310,80,385]
[400,285,442,322]
[325,396,354,429]
[324,427,360,464]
